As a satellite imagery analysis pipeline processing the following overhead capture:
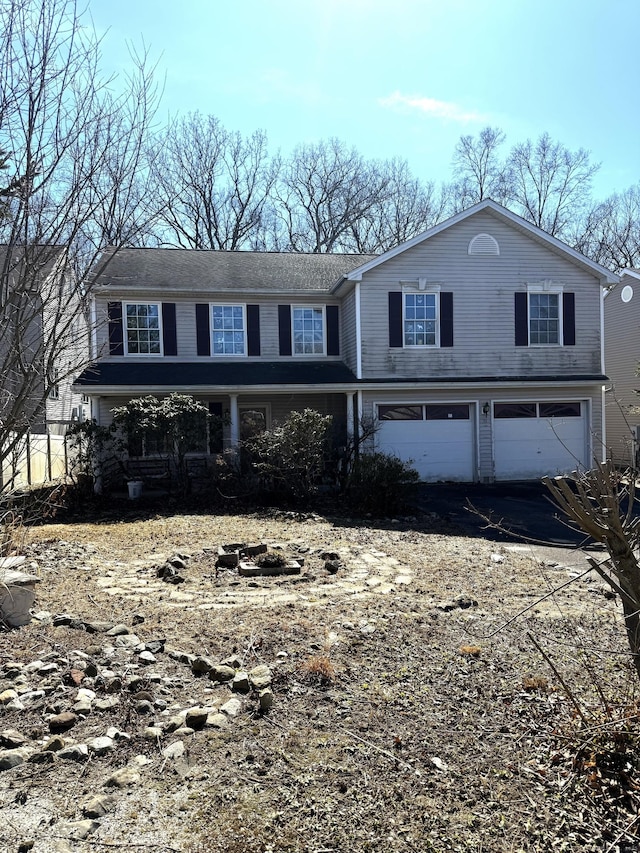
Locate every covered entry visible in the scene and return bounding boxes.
[376,402,475,482]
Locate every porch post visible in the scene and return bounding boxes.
[346,392,355,441]
[229,394,240,448]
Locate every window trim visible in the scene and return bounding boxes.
[211,303,247,357]
[527,282,564,347]
[291,305,326,357]
[124,302,163,357]
[402,285,441,348]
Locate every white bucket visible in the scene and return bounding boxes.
[127,480,143,499]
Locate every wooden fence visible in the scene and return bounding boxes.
[1,433,69,489]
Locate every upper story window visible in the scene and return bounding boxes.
[529,292,560,345]
[125,303,162,355]
[404,292,438,347]
[293,307,324,355]
[212,304,245,355]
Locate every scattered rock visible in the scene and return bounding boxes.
[249,664,272,690]
[0,728,26,748]
[185,707,209,729]
[162,740,185,760]
[82,793,117,819]
[88,736,114,755]
[258,688,274,713]
[105,765,141,788]
[0,747,30,770]
[48,711,77,733]
[208,664,236,683]
[220,697,242,718]
[58,743,89,762]
[64,819,100,840]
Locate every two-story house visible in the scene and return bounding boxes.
[74,200,618,482]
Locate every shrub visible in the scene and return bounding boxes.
[243,408,333,504]
[345,452,419,516]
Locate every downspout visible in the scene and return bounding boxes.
[600,285,606,464]
[355,281,362,380]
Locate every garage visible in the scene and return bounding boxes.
[376,403,475,482]
[492,401,587,480]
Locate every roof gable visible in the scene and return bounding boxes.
[335,200,619,288]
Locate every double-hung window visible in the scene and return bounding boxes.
[212,305,246,355]
[529,292,560,345]
[125,303,162,355]
[404,292,438,347]
[293,307,324,355]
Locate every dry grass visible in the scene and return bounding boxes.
[1,507,639,852]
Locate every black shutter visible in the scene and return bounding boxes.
[107,302,124,356]
[440,292,453,348]
[246,304,261,356]
[514,292,528,346]
[208,402,223,453]
[388,292,403,347]
[326,305,339,356]
[195,304,210,356]
[278,305,292,356]
[563,292,575,346]
[162,303,177,356]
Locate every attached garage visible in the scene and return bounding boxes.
[492,401,587,480]
[375,402,475,482]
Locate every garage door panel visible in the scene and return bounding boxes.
[377,414,474,482]
[494,409,586,480]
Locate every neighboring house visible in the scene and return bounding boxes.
[604,269,640,466]
[0,245,90,437]
[74,200,618,483]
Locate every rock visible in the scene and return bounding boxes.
[325,559,342,574]
[114,634,140,649]
[248,664,272,690]
[0,689,19,705]
[185,707,209,729]
[84,620,115,634]
[208,664,236,683]
[173,726,194,737]
[0,728,26,748]
[105,677,122,693]
[222,654,242,669]
[138,651,156,665]
[88,736,114,756]
[163,714,186,733]
[220,697,242,718]
[205,713,227,729]
[43,735,66,752]
[0,583,35,627]
[105,765,141,788]
[191,655,215,674]
[64,819,100,840]
[145,639,165,655]
[131,690,154,703]
[82,793,117,819]
[105,623,131,636]
[52,613,75,627]
[161,740,185,760]
[168,555,187,570]
[134,700,154,714]
[73,699,93,715]
[48,711,77,733]
[58,743,89,762]
[37,662,59,675]
[94,696,120,711]
[258,688,274,713]
[143,726,163,740]
[0,747,30,769]
[232,672,250,693]
[68,669,85,686]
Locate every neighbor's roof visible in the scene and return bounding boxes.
[90,248,377,295]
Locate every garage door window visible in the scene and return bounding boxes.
[378,405,423,420]
[494,401,581,419]
[426,404,469,420]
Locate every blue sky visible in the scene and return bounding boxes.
[91,0,639,200]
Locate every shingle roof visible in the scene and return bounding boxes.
[91,248,377,294]
[74,360,359,388]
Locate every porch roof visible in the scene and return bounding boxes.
[74,360,359,391]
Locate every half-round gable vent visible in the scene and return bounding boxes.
[468,233,500,256]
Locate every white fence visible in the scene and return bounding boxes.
[1,433,69,489]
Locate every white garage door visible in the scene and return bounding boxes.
[376,403,475,482]
[493,401,587,480]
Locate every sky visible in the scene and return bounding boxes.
[90,0,639,201]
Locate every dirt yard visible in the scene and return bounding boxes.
[1,505,639,852]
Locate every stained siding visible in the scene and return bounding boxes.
[341,289,357,373]
[357,210,602,379]
[604,279,640,465]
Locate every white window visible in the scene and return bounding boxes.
[527,283,563,346]
[292,307,324,355]
[404,293,438,347]
[212,304,246,355]
[125,303,162,355]
[48,368,59,400]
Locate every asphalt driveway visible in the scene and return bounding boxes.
[415,481,588,547]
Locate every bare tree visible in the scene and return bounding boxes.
[0,0,158,483]
[574,184,640,272]
[348,159,450,252]
[149,112,278,250]
[450,126,512,210]
[273,138,390,253]
[507,133,599,239]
